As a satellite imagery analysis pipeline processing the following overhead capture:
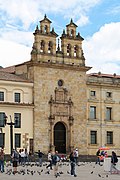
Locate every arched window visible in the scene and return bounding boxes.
[70,29,74,37]
[48,41,52,53]
[74,45,79,57]
[40,40,45,53]
[44,25,48,33]
[67,44,71,56]
[74,45,77,57]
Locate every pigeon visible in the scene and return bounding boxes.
[45,170,50,174]
[91,171,93,174]
[98,174,101,177]
[37,171,41,175]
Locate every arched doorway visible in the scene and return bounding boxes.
[54,122,66,153]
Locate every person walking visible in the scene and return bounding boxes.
[46,150,53,170]
[69,150,77,177]
[0,147,5,173]
[52,150,60,177]
[36,150,44,167]
[95,149,101,165]
[110,151,119,173]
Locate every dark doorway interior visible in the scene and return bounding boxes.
[54,122,66,153]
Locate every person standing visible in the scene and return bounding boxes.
[74,148,79,165]
[11,149,19,174]
[0,147,5,173]
[69,150,77,177]
[20,149,26,165]
[95,149,101,165]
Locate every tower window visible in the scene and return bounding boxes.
[70,29,74,37]
[48,41,52,53]
[40,40,44,53]
[67,44,71,56]
[44,25,48,33]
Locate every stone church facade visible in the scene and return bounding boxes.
[0,15,120,155]
[15,15,91,155]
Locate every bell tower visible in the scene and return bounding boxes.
[31,14,58,62]
[61,19,85,65]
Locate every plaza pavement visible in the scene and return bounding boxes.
[0,161,120,180]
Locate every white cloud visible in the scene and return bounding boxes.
[0,0,101,29]
[83,22,120,74]
[1,29,33,47]
[0,39,31,67]
[1,0,120,75]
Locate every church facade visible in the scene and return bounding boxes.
[0,15,120,155]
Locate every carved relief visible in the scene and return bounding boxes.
[49,87,73,124]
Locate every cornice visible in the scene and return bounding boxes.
[26,61,91,72]
[0,102,34,108]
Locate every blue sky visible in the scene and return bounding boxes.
[0,0,120,74]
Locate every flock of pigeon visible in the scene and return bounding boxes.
[2,161,118,178]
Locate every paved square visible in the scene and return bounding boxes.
[1,161,120,180]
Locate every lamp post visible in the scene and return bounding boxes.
[4,114,15,155]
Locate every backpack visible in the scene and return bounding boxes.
[13,151,19,160]
[56,155,60,162]
[53,155,60,163]
[114,156,118,163]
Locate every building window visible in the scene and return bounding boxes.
[90,131,97,144]
[15,133,21,148]
[107,131,113,144]
[0,91,4,101]
[106,92,112,98]
[90,91,96,97]
[14,113,21,128]
[106,107,112,120]
[0,112,5,127]
[0,133,5,148]
[14,93,20,103]
[90,106,96,119]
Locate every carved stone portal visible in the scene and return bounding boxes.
[48,87,74,153]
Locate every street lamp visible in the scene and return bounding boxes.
[4,114,15,155]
